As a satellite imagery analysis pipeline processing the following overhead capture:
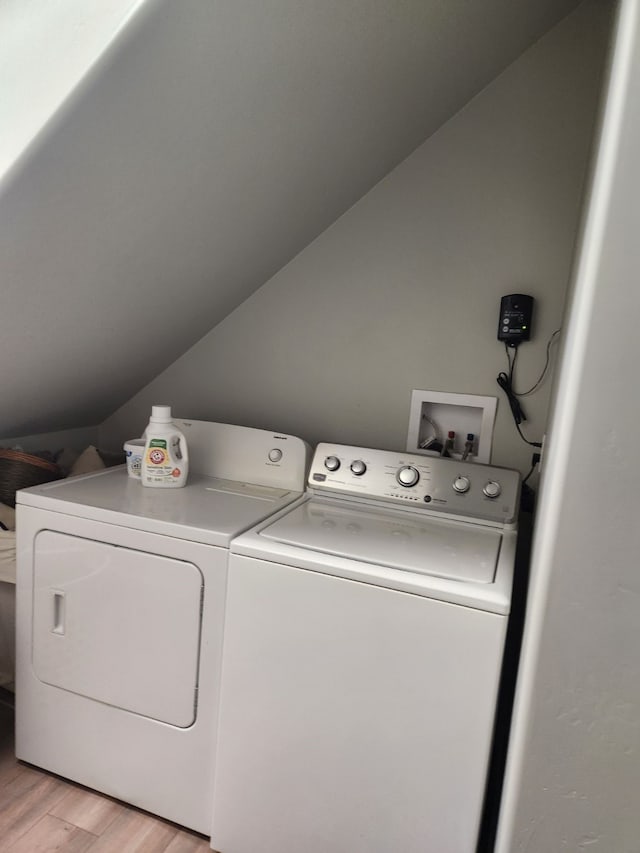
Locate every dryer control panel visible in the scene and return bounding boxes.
[173,419,311,491]
[310,443,520,525]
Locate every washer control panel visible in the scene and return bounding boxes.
[310,443,520,524]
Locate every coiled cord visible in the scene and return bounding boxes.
[496,344,542,448]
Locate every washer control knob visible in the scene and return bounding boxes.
[396,466,420,488]
[453,475,471,494]
[325,455,341,472]
[350,460,367,476]
[483,480,501,499]
[268,448,283,463]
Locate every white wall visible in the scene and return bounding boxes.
[2,0,582,441]
[101,0,612,477]
[0,0,143,179]
[495,1,640,850]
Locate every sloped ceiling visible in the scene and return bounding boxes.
[0,0,583,438]
[0,0,142,177]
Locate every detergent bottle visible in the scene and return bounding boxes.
[141,405,189,488]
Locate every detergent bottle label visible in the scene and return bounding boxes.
[146,439,168,466]
[144,438,183,482]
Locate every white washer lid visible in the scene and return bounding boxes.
[260,499,502,583]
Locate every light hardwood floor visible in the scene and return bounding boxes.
[0,692,213,852]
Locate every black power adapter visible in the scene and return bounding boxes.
[496,292,543,449]
[497,294,534,347]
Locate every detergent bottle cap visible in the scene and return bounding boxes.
[150,405,172,423]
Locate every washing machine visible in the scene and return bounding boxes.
[211,442,520,853]
[15,419,309,835]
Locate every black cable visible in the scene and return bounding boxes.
[522,452,541,485]
[496,343,542,448]
[515,421,542,448]
[497,330,561,448]
[508,342,517,384]
[497,345,527,425]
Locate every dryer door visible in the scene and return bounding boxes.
[32,531,202,727]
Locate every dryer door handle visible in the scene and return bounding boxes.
[52,591,66,635]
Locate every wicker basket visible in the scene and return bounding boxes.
[0,449,63,508]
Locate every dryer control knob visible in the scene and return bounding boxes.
[483,481,501,499]
[453,475,471,494]
[325,455,341,472]
[396,466,420,487]
[268,448,283,463]
[350,460,367,476]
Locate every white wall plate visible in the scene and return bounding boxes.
[407,390,497,463]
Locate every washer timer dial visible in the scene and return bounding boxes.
[350,460,367,476]
[396,466,420,488]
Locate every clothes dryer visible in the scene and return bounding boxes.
[211,442,520,853]
[15,420,309,835]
